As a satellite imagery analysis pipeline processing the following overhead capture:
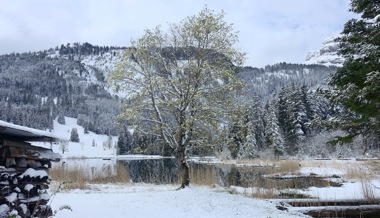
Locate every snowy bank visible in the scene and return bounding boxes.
[50,184,308,218]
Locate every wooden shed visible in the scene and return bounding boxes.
[0,121,62,217]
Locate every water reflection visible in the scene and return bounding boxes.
[53,158,336,191]
[120,158,178,184]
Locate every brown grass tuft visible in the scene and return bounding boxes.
[361,178,377,203]
[190,164,217,186]
[91,164,130,184]
[49,165,88,189]
[252,187,279,199]
[49,164,130,190]
[277,160,301,175]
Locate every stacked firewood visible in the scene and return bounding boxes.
[0,140,61,218]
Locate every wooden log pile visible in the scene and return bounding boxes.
[0,139,61,218]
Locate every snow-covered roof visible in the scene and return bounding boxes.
[0,120,62,142]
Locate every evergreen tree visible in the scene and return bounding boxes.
[277,87,291,139]
[276,84,318,154]
[237,120,257,159]
[301,85,315,123]
[228,121,243,159]
[329,0,380,146]
[70,128,80,142]
[117,126,132,155]
[247,95,266,150]
[287,84,307,146]
[226,102,259,159]
[84,125,89,134]
[264,101,285,159]
[117,133,127,155]
[57,111,65,124]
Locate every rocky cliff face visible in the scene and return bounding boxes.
[305,36,345,67]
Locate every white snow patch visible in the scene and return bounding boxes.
[24,184,34,192]
[19,204,28,215]
[300,180,380,201]
[19,168,48,179]
[51,184,308,218]
[5,192,17,203]
[34,117,117,158]
[0,204,9,216]
[21,193,50,203]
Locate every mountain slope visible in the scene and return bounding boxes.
[0,42,338,138]
[0,43,123,135]
[237,63,337,99]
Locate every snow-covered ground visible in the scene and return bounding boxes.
[49,184,308,218]
[33,118,306,217]
[47,160,380,218]
[299,161,380,201]
[29,117,380,217]
[35,117,118,158]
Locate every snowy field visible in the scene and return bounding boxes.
[29,117,380,217]
[35,117,118,158]
[48,168,380,218]
[33,118,300,217]
[49,184,308,218]
[47,160,380,218]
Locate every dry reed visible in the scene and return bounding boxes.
[234,159,301,175]
[91,164,130,184]
[360,178,377,203]
[252,187,279,199]
[189,164,217,186]
[49,164,130,190]
[49,165,88,189]
[277,160,301,175]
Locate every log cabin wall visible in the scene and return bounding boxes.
[0,129,61,218]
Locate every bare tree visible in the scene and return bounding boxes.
[109,7,245,188]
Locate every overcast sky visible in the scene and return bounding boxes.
[0,0,356,67]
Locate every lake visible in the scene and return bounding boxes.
[52,157,336,191]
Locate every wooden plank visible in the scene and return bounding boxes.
[300,206,380,218]
[6,145,61,162]
[280,198,380,207]
[2,139,33,149]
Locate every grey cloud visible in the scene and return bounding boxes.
[0,0,355,67]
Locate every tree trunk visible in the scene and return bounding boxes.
[177,145,189,189]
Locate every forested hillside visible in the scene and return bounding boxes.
[0,43,122,135]
[0,42,357,158]
[239,63,336,98]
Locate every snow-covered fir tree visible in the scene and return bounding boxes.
[70,127,80,142]
[327,0,380,148]
[117,126,132,155]
[264,101,285,158]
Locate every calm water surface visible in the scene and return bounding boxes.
[53,158,333,190]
